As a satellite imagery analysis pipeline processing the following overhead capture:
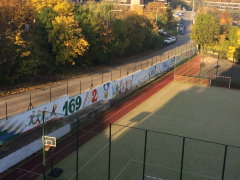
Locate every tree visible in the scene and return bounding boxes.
[191,14,220,52]
[228,26,240,59]
[123,13,154,54]
[34,0,89,64]
[49,15,89,64]
[111,19,129,56]
[0,0,35,84]
[234,47,240,64]
[75,1,114,65]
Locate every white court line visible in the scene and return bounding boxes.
[67,143,109,180]
[16,54,193,179]
[15,168,41,179]
[111,83,175,142]
[145,175,164,180]
[132,160,218,180]
[68,83,176,180]
[113,159,133,180]
[19,58,192,179]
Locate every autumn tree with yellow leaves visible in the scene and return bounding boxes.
[33,0,89,64]
[0,0,35,84]
[0,0,174,86]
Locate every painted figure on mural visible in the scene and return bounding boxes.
[125,79,132,92]
[28,111,36,126]
[51,104,57,117]
[35,110,42,125]
[112,83,120,97]
[103,83,110,99]
[149,66,157,78]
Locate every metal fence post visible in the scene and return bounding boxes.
[5,102,8,120]
[111,71,113,81]
[50,86,52,102]
[108,123,112,180]
[120,68,122,78]
[76,118,80,180]
[80,80,82,93]
[142,130,148,180]
[50,148,54,177]
[180,137,186,180]
[42,111,46,180]
[187,57,190,83]
[221,145,228,180]
[91,76,93,88]
[28,93,33,110]
[67,81,69,95]
[230,59,234,88]
[174,56,177,81]
[102,74,104,84]
[127,66,129,75]
[216,52,220,78]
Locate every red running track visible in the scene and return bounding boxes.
[1,55,201,180]
[175,56,202,76]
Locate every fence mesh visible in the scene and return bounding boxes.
[111,124,145,180]
[145,132,182,180]
[0,42,195,120]
[2,111,240,180]
[174,53,240,89]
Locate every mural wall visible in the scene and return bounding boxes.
[0,48,196,144]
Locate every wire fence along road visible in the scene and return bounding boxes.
[0,42,195,120]
[0,10,195,120]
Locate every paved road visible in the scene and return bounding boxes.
[0,11,195,120]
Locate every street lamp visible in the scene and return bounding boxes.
[155,6,167,25]
[107,9,123,27]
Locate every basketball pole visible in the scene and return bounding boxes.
[76,118,80,180]
[42,111,46,180]
[108,123,112,180]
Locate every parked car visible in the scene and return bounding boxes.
[173,12,183,17]
[158,29,168,35]
[178,12,183,17]
[178,28,185,35]
[179,24,186,29]
[164,36,176,44]
[180,18,185,24]
[173,13,179,17]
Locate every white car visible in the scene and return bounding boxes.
[178,12,183,17]
[173,12,183,17]
[173,13,179,17]
[164,36,176,44]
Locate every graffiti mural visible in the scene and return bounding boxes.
[0,47,197,144]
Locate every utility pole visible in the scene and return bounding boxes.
[193,0,195,12]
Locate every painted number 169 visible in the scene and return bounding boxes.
[63,96,82,116]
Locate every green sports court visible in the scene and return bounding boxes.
[45,81,240,180]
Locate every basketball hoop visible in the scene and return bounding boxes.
[44,144,52,151]
[42,136,56,152]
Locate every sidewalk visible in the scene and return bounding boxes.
[0,40,194,120]
[0,11,194,120]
